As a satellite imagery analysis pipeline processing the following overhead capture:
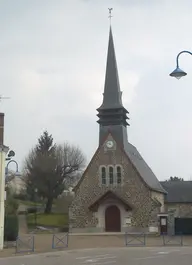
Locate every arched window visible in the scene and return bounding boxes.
[101,167,106,185]
[117,166,122,184]
[109,166,114,184]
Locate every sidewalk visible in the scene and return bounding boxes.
[1,233,192,258]
[18,204,28,235]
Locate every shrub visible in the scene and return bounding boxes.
[14,193,27,201]
[27,207,37,214]
[5,188,19,215]
[4,215,19,241]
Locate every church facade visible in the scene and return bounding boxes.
[69,26,167,233]
[69,25,192,234]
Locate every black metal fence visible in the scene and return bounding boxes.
[124,232,183,247]
[162,233,183,246]
[15,235,35,253]
[52,233,69,249]
[5,232,186,254]
[125,232,146,246]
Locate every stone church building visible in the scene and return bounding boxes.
[69,26,192,235]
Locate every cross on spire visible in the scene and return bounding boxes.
[108,8,113,24]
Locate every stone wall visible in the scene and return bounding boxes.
[151,191,164,212]
[69,135,160,232]
[166,203,192,217]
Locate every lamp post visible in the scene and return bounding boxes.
[169,50,192,79]
[0,146,9,250]
[34,188,38,227]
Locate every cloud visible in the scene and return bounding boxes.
[1,0,192,179]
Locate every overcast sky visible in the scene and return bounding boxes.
[1,0,192,180]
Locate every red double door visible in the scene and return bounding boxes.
[105,205,121,232]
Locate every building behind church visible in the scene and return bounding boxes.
[69,24,192,235]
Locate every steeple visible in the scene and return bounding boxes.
[98,26,123,109]
[97,25,129,146]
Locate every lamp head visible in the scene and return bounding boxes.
[14,171,21,177]
[169,67,187,79]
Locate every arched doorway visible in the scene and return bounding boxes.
[105,205,121,232]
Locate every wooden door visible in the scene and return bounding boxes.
[105,205,121,232]
[160,216,168,234]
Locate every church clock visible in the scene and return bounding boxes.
[106,140,114,148]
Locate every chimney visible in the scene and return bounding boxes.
[0,113,4,145]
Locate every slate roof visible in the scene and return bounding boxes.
[160,181,192,203]
[124,142,166,194]
[98,26,123,110]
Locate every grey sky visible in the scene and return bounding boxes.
[1,0,192,180]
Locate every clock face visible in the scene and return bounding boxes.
[106,140,114,148]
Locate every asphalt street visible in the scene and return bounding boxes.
[1,246,192,265]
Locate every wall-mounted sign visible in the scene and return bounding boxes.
[125,217,131,224]
[161,218,167,226]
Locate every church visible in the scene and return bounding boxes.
[69,23,192,235]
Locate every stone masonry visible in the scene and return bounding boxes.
[69,134,162,233]
[166,203,192,218]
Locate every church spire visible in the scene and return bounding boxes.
[98,26,123,110]
[97,19,129,146]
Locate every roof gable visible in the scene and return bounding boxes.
[89,190,133,211]
[73,132,166,194]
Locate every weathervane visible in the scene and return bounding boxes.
[108,8,113,24]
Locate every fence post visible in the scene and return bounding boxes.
[162,233,165,246]
[143,233,146,246]
[32,236,35,252]
[181,233,183,246]
[66,233,69,247]
[124,232,127,246]
[52,235,55,249]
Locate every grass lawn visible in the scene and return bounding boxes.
[26,213,68,228]
[17,199,56,207]
[17,200,43,207]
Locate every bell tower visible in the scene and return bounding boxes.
[97,25,129,147]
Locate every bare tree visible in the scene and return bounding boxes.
[23,131,86,213]
[56,143,85,186]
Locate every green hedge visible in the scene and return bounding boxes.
[4,215,19,241]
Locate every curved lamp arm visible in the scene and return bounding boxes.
[5,160,19,175]
[176,50,192,68]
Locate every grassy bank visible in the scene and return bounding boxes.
[17,200,43,207]
[26,212,68,229]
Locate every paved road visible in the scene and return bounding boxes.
[1,246,192,265]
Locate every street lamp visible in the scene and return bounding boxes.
[170,50,192,79]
